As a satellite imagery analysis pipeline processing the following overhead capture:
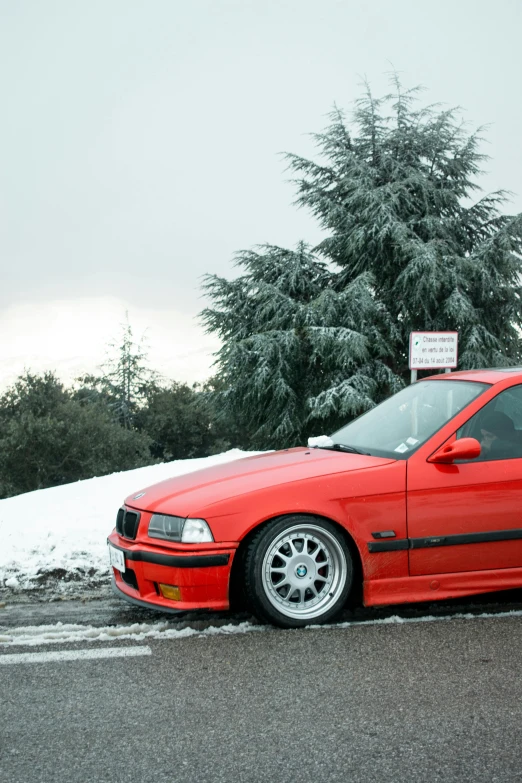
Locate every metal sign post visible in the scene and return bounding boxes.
[409,331,458,383]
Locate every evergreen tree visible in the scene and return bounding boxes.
[202,79,522,449]
[97,313,157,429]
[135,381,229,461]
[202,243,399,446]
[0,372,152,498]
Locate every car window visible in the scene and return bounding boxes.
[331,380,488,460]
[457,384,522,461]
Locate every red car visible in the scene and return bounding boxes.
[108,369,522,628]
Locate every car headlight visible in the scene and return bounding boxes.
[148,514,214,543]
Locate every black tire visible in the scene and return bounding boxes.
[244,515,353,628]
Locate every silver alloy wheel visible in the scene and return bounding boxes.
[261,523,348,621]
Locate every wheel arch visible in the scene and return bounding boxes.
[228,512,363,611]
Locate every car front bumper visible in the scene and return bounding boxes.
[107,532,237,613]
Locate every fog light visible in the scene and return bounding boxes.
[159,584,181,601]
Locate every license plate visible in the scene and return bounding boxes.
[108,544,126,573]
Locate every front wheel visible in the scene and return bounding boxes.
[244,515,353,628]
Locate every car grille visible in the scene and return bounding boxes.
[116,508,141,540]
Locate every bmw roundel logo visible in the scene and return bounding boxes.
[133,492,146,500]
[295,564,308,578]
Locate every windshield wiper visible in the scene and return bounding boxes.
[315,443,370,456]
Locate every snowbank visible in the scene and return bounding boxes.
[0,450,260,592]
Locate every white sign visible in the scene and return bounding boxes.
[409,331,458,370]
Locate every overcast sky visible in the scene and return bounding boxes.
[2,0,521,389]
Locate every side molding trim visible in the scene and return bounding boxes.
[368,527,522,553]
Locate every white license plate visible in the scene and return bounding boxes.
[108,544,126,573]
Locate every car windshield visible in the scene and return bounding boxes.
[330,380,489,459]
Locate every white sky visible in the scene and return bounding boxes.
[1,0,521,389]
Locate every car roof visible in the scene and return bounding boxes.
[424,368,522,384]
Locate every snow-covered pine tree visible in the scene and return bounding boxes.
[289,79,522,374]
[202,78,522,449]
[101,314,156,429]
[202,243,400,447]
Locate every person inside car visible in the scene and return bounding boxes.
[478,411,517,459]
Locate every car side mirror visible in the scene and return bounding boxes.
[428,437,481,464]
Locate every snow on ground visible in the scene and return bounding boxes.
[0,450,260,593]
[3,608,522,647]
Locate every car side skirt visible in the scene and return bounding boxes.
[364,565,522,607]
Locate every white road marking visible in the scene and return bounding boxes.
[0,645,152,665]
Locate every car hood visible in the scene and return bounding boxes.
[125,447,395,518]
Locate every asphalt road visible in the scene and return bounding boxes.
[2,600,522,783]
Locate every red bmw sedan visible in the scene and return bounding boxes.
[108,369,522,628]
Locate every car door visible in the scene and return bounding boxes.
[407,384,522,577]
